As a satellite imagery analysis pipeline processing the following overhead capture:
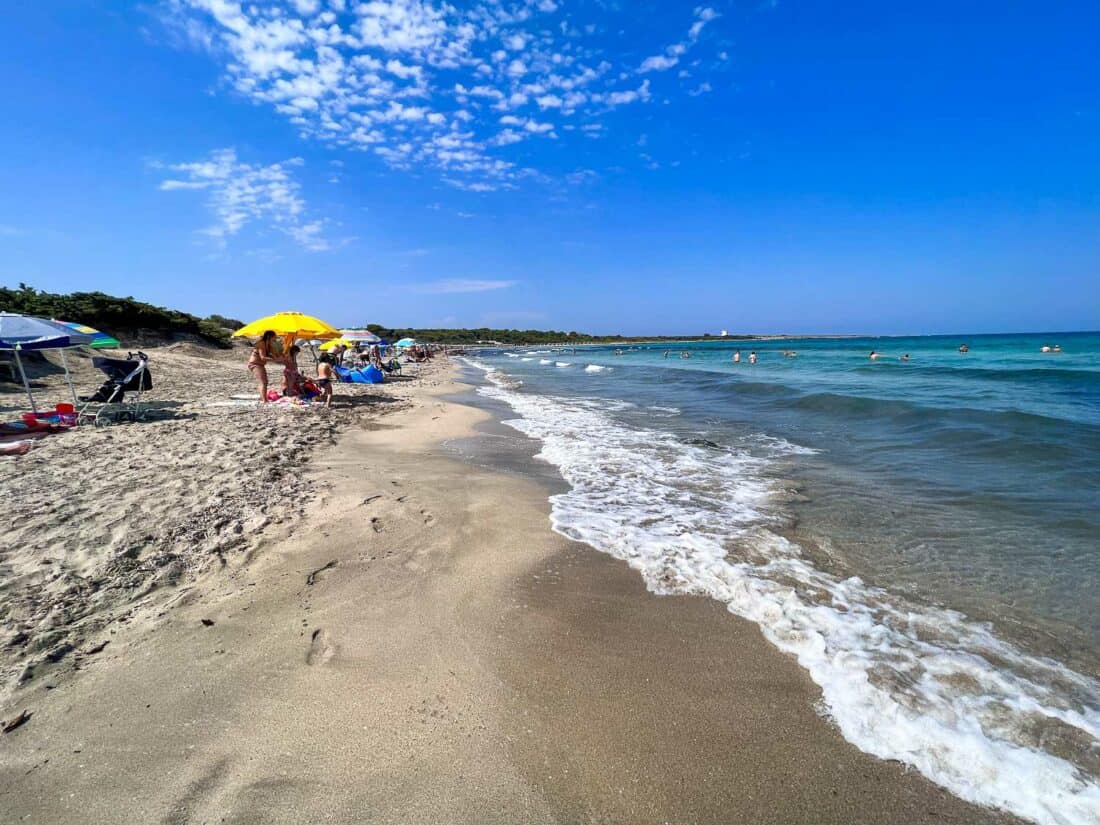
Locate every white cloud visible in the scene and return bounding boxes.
[414,278,517,293]
[601,80,651,106]
[0,224,27,236]
[158,179,210,190]
[156,148,334,251]
[160,0,727,190]
[491,128,524,145]
[639,54,678,73]
[524,119,554,134]
[639,7,721,78]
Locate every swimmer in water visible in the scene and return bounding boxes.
[663,350,670,359]
[749,351,757,364]
[1041,345,1052,353]
[680,351,691,359]
[900,354,911,361]
[958,344,970,353]
[869,350,880,361]
[1053,345,1062,353]
[732,349,741,363]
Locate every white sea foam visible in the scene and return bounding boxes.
[463,358,1100,825]
[556,361,572,367]
[584,364,608,373]
[646,404,681,417]
[521,357,534,362]
[505,353,519,358]
[755,434,821,456]
[539,359,553,365]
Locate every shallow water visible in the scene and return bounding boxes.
[465,331,1100,825]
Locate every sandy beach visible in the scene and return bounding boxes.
[0,344,1021,823]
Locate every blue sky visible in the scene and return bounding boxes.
[1,1,1097,335]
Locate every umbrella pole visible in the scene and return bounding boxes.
[60,347,79,405]
[13,348,36,413]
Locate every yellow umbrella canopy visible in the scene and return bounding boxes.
[318,337,355,351]
[233,312,341,344]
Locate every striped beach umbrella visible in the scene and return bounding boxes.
[57,321,120,349]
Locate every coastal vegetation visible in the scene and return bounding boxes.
[0,284,239,347]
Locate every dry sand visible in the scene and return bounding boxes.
[0,346,1020,823]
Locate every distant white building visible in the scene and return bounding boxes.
[720,330,729,337]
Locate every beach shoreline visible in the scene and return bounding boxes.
[0,354,1019,823]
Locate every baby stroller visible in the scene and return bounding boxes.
[78,352,153,426]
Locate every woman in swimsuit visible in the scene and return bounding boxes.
[248,330,278,403]
[316,354,335,408]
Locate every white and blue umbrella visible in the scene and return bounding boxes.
[0,313,94,411]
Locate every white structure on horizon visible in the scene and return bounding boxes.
[720,329,729,337]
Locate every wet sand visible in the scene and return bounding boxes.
[0,353,1020,824]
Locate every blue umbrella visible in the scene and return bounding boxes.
[0,313,94,411]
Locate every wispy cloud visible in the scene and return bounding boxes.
[639,8,719,74]
[414,278,517,294]
[159,1,727,189]
[0,224,27,237]
[155,148,335,251]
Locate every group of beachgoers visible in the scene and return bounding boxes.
[247,331,336,407]
[246,333,441,406]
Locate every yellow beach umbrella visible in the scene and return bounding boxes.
[318,337,355,352]
[233,312,341,348]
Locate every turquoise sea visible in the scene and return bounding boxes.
[463,331,1100,825]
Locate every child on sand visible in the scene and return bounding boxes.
[316,354,335,408]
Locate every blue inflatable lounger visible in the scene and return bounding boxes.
[335,365,384,384]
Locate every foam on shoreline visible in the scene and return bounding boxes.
[463,357,1100,825]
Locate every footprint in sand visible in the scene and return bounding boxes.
[306,629,336,666]
[306,560,337,586]
[370,517,384,533]
[420,510,435,526]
